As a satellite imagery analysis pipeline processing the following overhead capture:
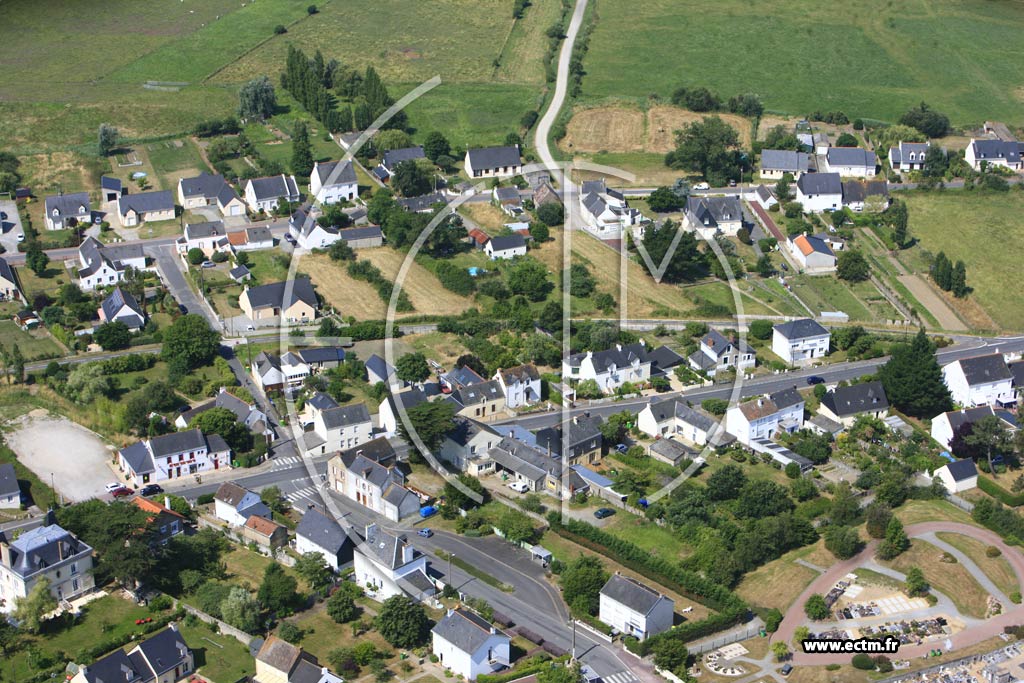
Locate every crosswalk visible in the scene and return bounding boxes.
[285,485,320,509]
[602,672,638,683]
[272,455,303,470]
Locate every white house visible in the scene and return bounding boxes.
[841,180,890,213]
[725,388,805,446]
[117,190,175,227]
[353,524,434,602]
[930,405,1016,451]
[484,234,527,260]
[177,172,246,217]
[772,319,830,364]
[579,180,644,237]
[72,624,194,683]
[310,160,358,205]
[464,146,522,179]
[294,508,354,571]
[0,520,95,612]
[299,401,373,456]
[493,364,541,409]
[44,192,91,230]
[234,226,275,252]
[288,207,340,250]
[637,397,718,444]
[789,234,836,271]
[753,184,778,210]
[936,458,978,493]
[376,147,427,181]
[821,147,877,177]
[244,174,300,213]
[889,141,931,172]
[118,429,231,487]
[0,463,19,508]
[688,329,755,377]
[213,482,271,527]
[378,388,428,437]
[328,438,420,522]
[180,221,231,257]
[683,195,743,238]
[563,343,652,394]
[941,354,1016,408]
[492,186,523,216]
[598,573,674,641]
[818,381,889,427]
[965,139,1022,172]
[76,236,147,291]
[251,351,311,392]
[432,609,510,681]
[439,417,501,475]
[98,286,145,331]
[760,150,810,179]
[795,173,842,213]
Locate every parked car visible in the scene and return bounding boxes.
[614,443,628,454]
[178,304,188,314]
[780,262,789,271]
[16,234,24,242]
[693,182,710,191]
[508,481,529,493]
[806,376,825,385]
[105,482,124,493]
[200,261,216,268]
[593,508,616,519]
[284,234,297,245]
[417,528,433,538]
[140,484,164,496]
[728,179,737,187]
[111,487,134,498]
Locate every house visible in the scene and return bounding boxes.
[441,365,486,393]
[683,195,743,238]
[432,608,510,681]
[328,441,419,521]
[230,264,252,283]
[118,190,175,226]
[484,234,527,260]
[448,380,506,421]
[299,401,373,456]
[214,482,271,527]
[889,141,931,172]
[254,635,343,683]
[646,345,686,376]
[240,278,318,322]
[578,180,644,237]
[377,147,427,180]
[484,437,565,495]
[339,226,384,249]
[818,381,889,427]
[789,234,836,271]
[297,346,347,371]
[118,429,232,487]
[295,508,354,571]
[177,172,246,217]
[236,226,275,251]
[842,180,890,213]
[688,329,756,377]
[942,354,1016,408]
[0,463,20,508]
[598,573,674,641]
[815,232,846,252]
[180,221,230,256]
[534,413,604,466]
[648,438,697,466]
[44,192,91,230]
[398,191,447,213]
[533,179,560,208]
[760,150,810,179]
[310,160,358,205]
[725,388,805,446]
[822,147,877,177]
[289,207,341,250]
[494,364,541,409]
[353,523,434,602]
[0,258,21,302]
[965,139,1022,172]
[243,515,289,552]
[13,310,40,330]
[366,354,399,387]
[796,173,843,213]
[439,417,501,475]
[637,398,718,445]
[753,184,778,210]
[244,174,301,213]
[936,458,979,493]
[175,386,273,438]
[813,132,831,155]
[0,520,95,612]
[492,186,523,216]
[465,146,522,179]
[98,286,145,331]
[72,623,193,683]
[563,342,652,394]
[132,496,187,545]
[77,236,147,290]
[379,388,429,436]
[772,319,830,364]
[100,176,123,202]
[930,406,1017,451]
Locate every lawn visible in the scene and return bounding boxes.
[289,604,397,665]
[579,0,1024,126]
[735,545,821,612]
[935,532,1021,599]
[222,546,307,592]
[787,275,876,322]
[246,250,293,286]
[177,620,255,683]
[895,499,976,527]
[601,508,693,562]
[0,320,63,360]
[144,138,207,190]
[902,190,1024,331]
[879,538,990,619]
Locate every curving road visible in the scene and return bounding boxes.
[774,522,1024,665]
[534,0,588,177]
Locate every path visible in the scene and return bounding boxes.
[919,531,1012,606]
[773,522,1024,665]
[897,273,968,331]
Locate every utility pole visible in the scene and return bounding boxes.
[448,552,454,588]
[570,618,576,661]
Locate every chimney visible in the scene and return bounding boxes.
[757,398,764,407]
[57,540,65,562]
[402,543,415,564]
[365,523,378,540]
[164,496,172,510]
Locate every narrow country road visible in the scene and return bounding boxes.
[534,0,589,175]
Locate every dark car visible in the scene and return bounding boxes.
[140,484,164,496]
[593,508,616,519]
[806,375,825,385]
[284,234,297,245]
[780,262,789,271]
[614,444,628,454]
[178,304,188,314]
[111,486,134,498]
[417,528,433,538]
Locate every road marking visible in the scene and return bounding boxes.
[285,486,318,505]
[603,671,637,683]
[272,456,302,470]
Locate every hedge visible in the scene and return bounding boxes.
[477,656,552,683]
[978,476,1024,507]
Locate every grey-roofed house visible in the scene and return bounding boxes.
[493,363,541,408]
[177,172,245,217]
[648,437,698,466]
[398,191,448,214]
[181,220,230,256]
[0,521,95,613]
[301,399,373,456]
[966,138,1022,171]
[535,413,604,465]
[297,346,346,370]
[255,635,343,683]
[118,428,233,487]
[339,225,384,248]
[295,508,354,570]
[379,388,429,436]
[842,180,890,212]
[598,573,674,640]
[577,179,645,237]
[310,160,358,205]
[214,482,271,527]
[688,329,756,377]
[937,458,979,493]
[44,192,91,230]
[492,185,523,216]
[439,417,501,474]
[379,146,427,178]
[366,353,400,387]
[329,446,419,521]
[73,623,193,683]
[175,386,273,438]
[251,350,311,392]
[942,353,1016,408]
[432,608,510,681]
[683,195,743,237]
[819,381,889,427]
[485,438,556,493]
[244,174,300,213]
[98,286,145,331]
[117,190,175,226]
[772,318,830,364]
[235,225,274,251]
[442,365,487,392]
[353,523,433,602]
[931,405,1018,450]
[484,234,527,260]
[889,141,931,172]
[823,147,877,177]
[796,172,843,213]
[789,233,836,271]
[563,342,653,394]
[638,397,719,446]
[760,149,810,179]
[0,257,21,302]
[0,462,19,508]
[465,145,522,179]
[754,184,779,210]
[449,379,506,421]
[240,277,319,322]
[100,175,123,201]
[230,264,252,282]
[646,345,685,375]
[289,206,343,250]
[725,389,805,446]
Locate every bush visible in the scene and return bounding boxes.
[196,493,215,505]
[986,545,1002,558]
[211,251,229,263]
[851,654,875,670]
[1011,591,1021,604]
[274,24,287,34]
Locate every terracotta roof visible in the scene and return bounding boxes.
[227,231,247,246]
[793,235,815,256]
[132,496,185,520]
[738,397,779,420]
[468,228,489,246]
[245,515,285,537]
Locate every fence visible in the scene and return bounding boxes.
[177,601,255,646]
[945,493,974,513]
[687,624,764,655]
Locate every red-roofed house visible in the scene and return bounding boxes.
[789,234,836,271]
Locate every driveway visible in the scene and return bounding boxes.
[0,199,23,254]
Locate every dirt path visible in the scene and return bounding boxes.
[898,273,968,331]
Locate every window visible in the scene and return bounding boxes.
[70,563,78,575]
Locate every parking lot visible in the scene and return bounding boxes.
[0,199,24,254]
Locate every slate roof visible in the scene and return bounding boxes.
[397,192,447,213]
[567,342,648,373]
[600,574,667,616]
[450,380,504,408]
[297,346,346,365]
[944,458,978,482]
[971,139,1021,164]
[701,328,754,355]
[45,192,91,221]
[686,196,742,229]
[445,365,486,389]
[889,141,930,165]
[246,226,273,244]
[340,436,397,465]
[675,402,716,431]
[362,524,417,569]
[295,508,351,554]
[445,416,500,447]
[382,146,426,170]
[487,234,526,252]
[339,226,383,242]
[494,186,521,202]
[755,184,776,203]
[214,482,255,507]
[648,438,696,465]
[761,149,810,173]
[5,524,91,578]
[134,624,191,676]
[0,462,18,500]
[534,414,603,459]
[101,175,122,192]
[320,403,371,429]
[366,354,395,383]
[466,146,521,170]
[180,172,229,199]
[774,318,829,340]
[101,286,143,324]
[797,173,842,195]
[148,429,208,457]
[229,264,251,280]
[498,363,540,384]
[842,180,889,203]
[218,183,242,207]
[80,648,137,683]
[821,381,889,417]
[308,391,340,412]
[185,221,226,239]
[771,387,804,409]
[433,608,503,654]
[793,234,834,257]
[942,406,999,432]
[119,441,154,475]
[646,345,685,373]
[826,147,876,169]
[313,160,357,188]
[385,388,429,415]
[1009,362,1024,388]
[954,353,1012,385]
[118,190,174,216]
[243,278,318,312]
[248,174,300,201]
[0,257,16,287]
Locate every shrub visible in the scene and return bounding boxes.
[986,545,1002,558]
[196,493,215,505]
[1011,591,1021,604]
[274,24,287,34]
[851,654,875,670]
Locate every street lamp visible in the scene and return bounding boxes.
[569,618,576,661]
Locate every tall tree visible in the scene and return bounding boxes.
[258,563,300,614]
[877,517,910,560]
[951,260,968,298]
[221,586,261,632]
[965,415,1013,474]
[665,116,742,186]
[878,329,952,418]
[291,121,314,177]
[98,124,119,156]
[395,352,431,383]
[639,219,705,283]
[25,245,49,276]
[13,578,57,633]
[161,314,220,376]
[422,132,450,162]
[391,160,431,197]
[560,556,608,615]
[238,76,277,121]
[397,400,456,453]
[376,595,430,648]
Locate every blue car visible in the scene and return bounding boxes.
[417,528,433,538]
[806,376,825,385]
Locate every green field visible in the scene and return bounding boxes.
[787,275,898,322]
[580,0,1024,126]
[902,190,1024,330]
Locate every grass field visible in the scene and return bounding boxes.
[880,538,990,619]
[935,532,1021,599]
[177,621,255,683]
[0,320,63,360]
[735,545,820,612]
[787,275,897,322]
[580,0,1024,126]
[562,105,752,154]
[901,190,1024,331]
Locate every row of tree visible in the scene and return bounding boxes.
[931,251,969,298]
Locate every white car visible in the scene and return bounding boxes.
[508,481,529,493]
[105,482,123,493]
[693,182,710,191]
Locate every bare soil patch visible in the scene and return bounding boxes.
[647,105,752,150]
[897,274,968,331]
[563,107,646,153]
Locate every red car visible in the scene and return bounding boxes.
[111,487,134,498]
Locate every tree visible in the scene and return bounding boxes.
[825,525,863,559]
[13,578,57,633]
[932,251,953,291]
[865,503,893,539]
[900,102,950,138]
[771,642,790,662]
[98,124,119,156]
[529,221,550,242]
[575,379,602,400]
[239,76,277,121]
[837,250,870,282]
[537,201,564,226]
[376,129,413,152]
[291,121,314,177]
[748,319,773,340]
[904,566,928,596]
[736,479,793,518]
[707,464,747,501]
[327,589,362,623]
[878,329,952,418]
[294,552,334,591]
[647,186,685,212]
[727,93,764,118]
[835,132,859,147]
[790,477,818,502]
[422,132,451,162]
[560,556,608,616]
[259,563,300,614]
[162,314,220,375]
[191,407,253,453]
[397,399,456,453]
[639,220,704,283]
[539,664,584,683]
[221,586,261,632]
[376,595,430,648]
[851,654,876,671]
[443,474,488,510]
[10,345,24,385]
[507,258,553,301]
[965,415,1013,475]
[923,145,949,178]
[395,352,431,384]
[391,160,432,198]
[25,245,49,276]
[804,593,830,620]
[63,363,115,404]
[652,638,689,672]
[329,240,355,262]
[877,516,910,560]
[666,116,742,186]
[186,248,205,266]
[764,608,784,633]
[830,481,860,526]
[94,321,132,351]
[951,260,968,298]
[569,263,596,297]
[755,254,774,277]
